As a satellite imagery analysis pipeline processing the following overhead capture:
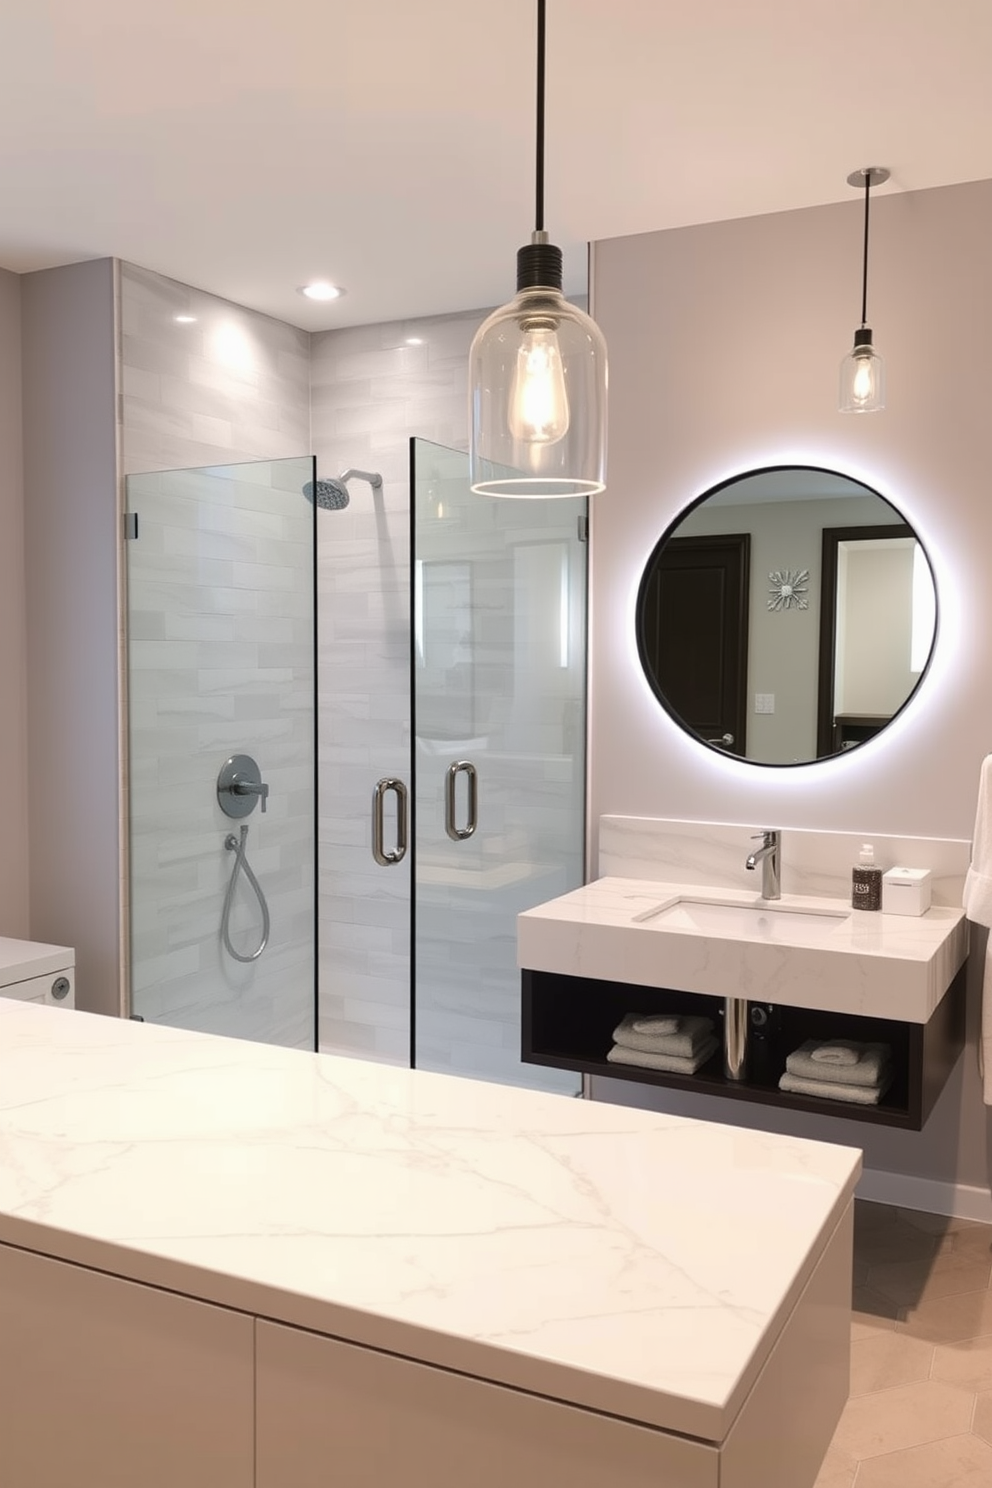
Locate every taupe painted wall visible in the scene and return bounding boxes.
[590,178,992,1196]
[0,270,29,937]
[21,260,120,1014]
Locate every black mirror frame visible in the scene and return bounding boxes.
[635,464,938,769]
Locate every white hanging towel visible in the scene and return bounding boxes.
[962,754,992,1103]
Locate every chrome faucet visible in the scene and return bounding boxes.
[746,829,780,900]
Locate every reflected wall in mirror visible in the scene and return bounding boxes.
[636,466,937,767]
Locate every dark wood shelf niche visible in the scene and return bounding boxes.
[521,965,966,1131]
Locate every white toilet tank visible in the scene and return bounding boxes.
[0,937,75,1009]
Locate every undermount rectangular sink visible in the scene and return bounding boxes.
[638,897,849,942]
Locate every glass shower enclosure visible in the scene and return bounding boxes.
[125,441,586,1093]
[125,457,317,1047]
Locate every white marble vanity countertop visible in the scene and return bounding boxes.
[519,877,968,1022]
[0,1001,859,1443]
[0,936,74,987]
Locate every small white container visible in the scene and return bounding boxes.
[881,867,932,917]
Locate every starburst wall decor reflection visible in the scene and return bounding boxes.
[768,569,809,611]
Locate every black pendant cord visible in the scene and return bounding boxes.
[516,0,562,292]
[535,0,546,233]
[861,173,871,327]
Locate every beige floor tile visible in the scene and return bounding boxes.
[852,1312,897,1342]
[829,1380,974,1460]
[854,1223,938,1267]
[814,1441,860,1484]
[932,1333,992,1390]
[855,1201,901,1233]
[852,1283,902,1325]
[974,1390,992,1446]
[868,1252,992,1309]
[854,1433,992,1488]
[849,1332,934,1396]
[813,1461,858,1488]
[949,1224,992,1262]
[899,1287,992,1344]
[897,1208,980,1236]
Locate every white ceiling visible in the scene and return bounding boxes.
[2,0,991,331]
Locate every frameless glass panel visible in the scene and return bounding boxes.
[126,457,317,1048]
[413,439,585,1093]
[315,461,411,1065]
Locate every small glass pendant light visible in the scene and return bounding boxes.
[839,167,889,414]
[469,0,607,496]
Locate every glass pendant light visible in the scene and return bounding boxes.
[469,0,607,496]
[839,166,889,414]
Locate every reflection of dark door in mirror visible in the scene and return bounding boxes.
[638,534,749,756]
[816,523,913,758]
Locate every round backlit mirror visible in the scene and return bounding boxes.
[636,466,937,766]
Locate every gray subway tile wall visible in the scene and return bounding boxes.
[121,269,317,1047]
[126,460,316,1047]
[310,312,485,1063]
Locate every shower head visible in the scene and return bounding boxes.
[303,478,350,510]
[303,467,383,511]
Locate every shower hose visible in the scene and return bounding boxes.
[221,824,271,963]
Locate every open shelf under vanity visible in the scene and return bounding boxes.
[521,965,967,1130]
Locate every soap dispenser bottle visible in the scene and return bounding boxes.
[852,843,882,911]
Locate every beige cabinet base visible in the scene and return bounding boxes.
[257,1318,718,1488]
[0,1243,254,1488]
[257,1201,852,1488]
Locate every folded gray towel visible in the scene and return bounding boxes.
[628,1013,680,1036]
[607,1035,719,1076]
[779,1070,892,1105]
[809,1041,861,1067]
[612,1013,714,1058]
[786,1039,891,1087]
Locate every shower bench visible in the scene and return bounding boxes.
[0,1000,859,1488]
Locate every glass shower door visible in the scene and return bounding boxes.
[412,439,585,1092]
[125,457,317,1048]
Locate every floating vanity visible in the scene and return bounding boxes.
[0,1000,859,1488]
[519,819,971,1130]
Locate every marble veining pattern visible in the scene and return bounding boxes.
[0,1002,859,1440]
[520,875,967,1022]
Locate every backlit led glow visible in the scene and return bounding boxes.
[616,442,959,797]
[299,282,344,302]
[174,314,197,324]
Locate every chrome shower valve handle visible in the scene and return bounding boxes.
[217,754,269,818]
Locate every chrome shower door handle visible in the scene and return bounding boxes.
[445,761,478,842]
[372,778,408,866]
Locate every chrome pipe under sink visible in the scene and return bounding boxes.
[724,997,749,1082]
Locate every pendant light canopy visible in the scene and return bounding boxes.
[839,166,889,414]
[469,0,607,497]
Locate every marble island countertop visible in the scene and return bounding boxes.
[519,876,968,1022]
[0,1000,860,1442]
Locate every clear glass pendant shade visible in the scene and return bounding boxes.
[839,330,885,413]
[469,286,607,497]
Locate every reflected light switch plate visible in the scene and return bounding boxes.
[754,693,775,714]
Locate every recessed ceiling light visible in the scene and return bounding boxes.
[174,314,197,324]
[405,337,424,346]
[299,282,345,302]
